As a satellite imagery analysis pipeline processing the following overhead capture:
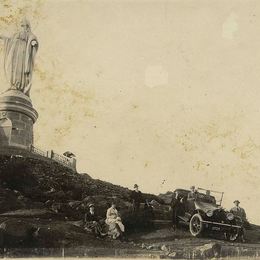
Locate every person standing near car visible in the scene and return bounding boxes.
[230,200,247,242]
[230,200,247,221]
[130,184,143,212]
[187,186,197,200]
[171,191,182,230]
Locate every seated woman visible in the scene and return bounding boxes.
[105,201,125,239]
[84,204,106,237]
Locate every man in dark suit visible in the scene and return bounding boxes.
[230,200,247,242]
[171,191,182,230]
[130,184,143,212]
[230,200,247,221]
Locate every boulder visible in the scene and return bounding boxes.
[0,219,36,247]
[0,188,26,213]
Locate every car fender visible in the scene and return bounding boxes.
[188,209,204,222]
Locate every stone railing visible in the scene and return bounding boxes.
[30,145,47,157]
[30,145,76,171]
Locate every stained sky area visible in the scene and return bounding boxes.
[0,0,260,224]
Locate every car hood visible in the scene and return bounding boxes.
[195,201,219,212]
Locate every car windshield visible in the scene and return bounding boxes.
[196,188,223,206]
[196,192,216,204]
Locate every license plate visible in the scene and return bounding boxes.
[212,226,221,231]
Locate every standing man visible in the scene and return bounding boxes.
[171,191,182,230]
[130,184,143,212]
[230,200,247,242]
[230,200,247,221]
[187,186,197,200]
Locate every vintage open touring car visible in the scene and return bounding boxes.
[172,188,244,241]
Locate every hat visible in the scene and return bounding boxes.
[233,200,240,204]
[134,184,139,188]
[88,203,95,208]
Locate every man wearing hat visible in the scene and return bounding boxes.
[230,200,247,242]
[84,204,106,237]
[171,191,182,230]
[230,200,247,221]
[130,184,143,212]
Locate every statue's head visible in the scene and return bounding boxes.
[20,18,31,32]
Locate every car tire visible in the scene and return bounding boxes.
[189,213,203,237]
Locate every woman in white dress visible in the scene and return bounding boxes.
[105,201,125,239]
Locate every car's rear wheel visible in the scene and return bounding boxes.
[189,213,203,237]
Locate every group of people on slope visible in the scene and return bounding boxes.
[84,184,151,240]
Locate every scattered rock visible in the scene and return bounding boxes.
[168,251,177,258]
[194,242,221,258]
[161,244,169,252]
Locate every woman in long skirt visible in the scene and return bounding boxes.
[105,202,125,239]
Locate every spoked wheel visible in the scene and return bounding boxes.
[189,214,204,237]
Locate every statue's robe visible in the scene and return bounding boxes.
[3,31,38,96]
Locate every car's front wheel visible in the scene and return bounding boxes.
[189,213,203,237]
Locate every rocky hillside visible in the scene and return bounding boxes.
[0,149,170,248]
[158,191,175,205]
[0,152,165,218]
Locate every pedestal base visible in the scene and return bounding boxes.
[0,90,38,149]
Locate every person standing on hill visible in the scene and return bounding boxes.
[230,200,247,221]
[130,184,143,212]
[230,200,247,242]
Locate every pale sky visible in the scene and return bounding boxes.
[1,0,260,224]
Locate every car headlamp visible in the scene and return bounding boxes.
[227,212,234,221]
[206,210,214,217]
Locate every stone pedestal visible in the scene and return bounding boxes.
[0,90,38,149]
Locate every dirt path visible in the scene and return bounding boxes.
[1,227,260,258]
[123,227,260,259]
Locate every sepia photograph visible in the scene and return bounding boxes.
[0,0,260,258]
